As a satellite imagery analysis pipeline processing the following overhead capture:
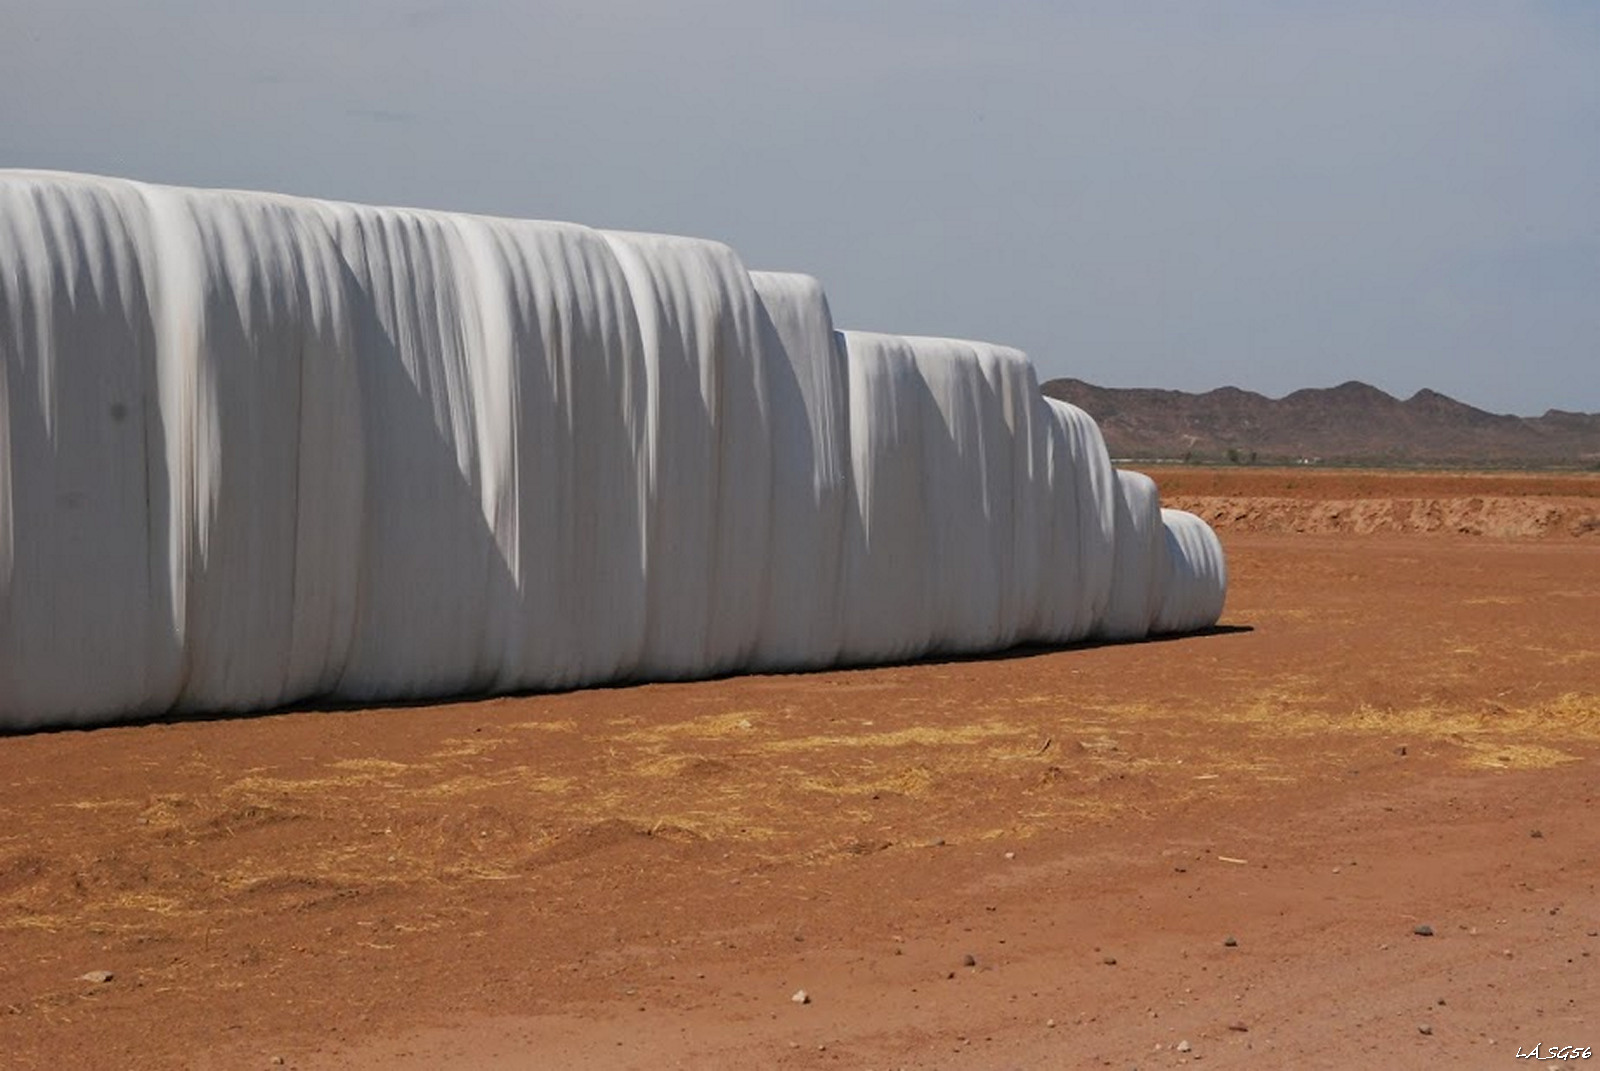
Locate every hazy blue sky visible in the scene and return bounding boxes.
[2,1,1595,414]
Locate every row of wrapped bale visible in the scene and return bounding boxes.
[0,170,1226,730]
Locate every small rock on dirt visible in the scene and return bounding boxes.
[1177,1039,1192,1053]
[1418,1023,1433,1036]
[1227,1021,1248,1032]
[1223,936,1238,947]
[1102,956,1118,966]
[79,971,114,984]
[962,953,977,967]
[791,989,810,1005]
[1413,924,1435,937]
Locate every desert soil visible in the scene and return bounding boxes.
[2,468,1597,1070]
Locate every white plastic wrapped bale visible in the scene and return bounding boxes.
[0,170,1227,731]
[748,272,849,669]
[317,204,653,698]
[1100,470,1168,642]
[838,331,937,663]
[837,331,1061,662]
[0,175,178,722]
[600,230,778,679]
[1033,398,1117,644]
[143,184,369,714]
[1153,508,1228,635]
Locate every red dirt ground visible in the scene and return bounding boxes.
[2,469,1597,1070]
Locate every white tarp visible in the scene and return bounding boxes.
[0,171,1226,730]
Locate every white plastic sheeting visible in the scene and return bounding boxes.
[0,171,1226,730]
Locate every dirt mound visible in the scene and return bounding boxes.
[1151,467,1600,538]
[1168,494,1600,538]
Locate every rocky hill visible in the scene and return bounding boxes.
[1041,379,1600,468]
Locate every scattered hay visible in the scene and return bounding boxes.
[510,718,579,733]
[632,753,740,780]
[619,709,769,746]
[412,770,575,799]
[757,721,1021,754]
[330,758,414,775]
[1459,742,1580,771]
[430,736,513,760]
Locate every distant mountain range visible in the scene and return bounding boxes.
[1040,379,1600,468]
